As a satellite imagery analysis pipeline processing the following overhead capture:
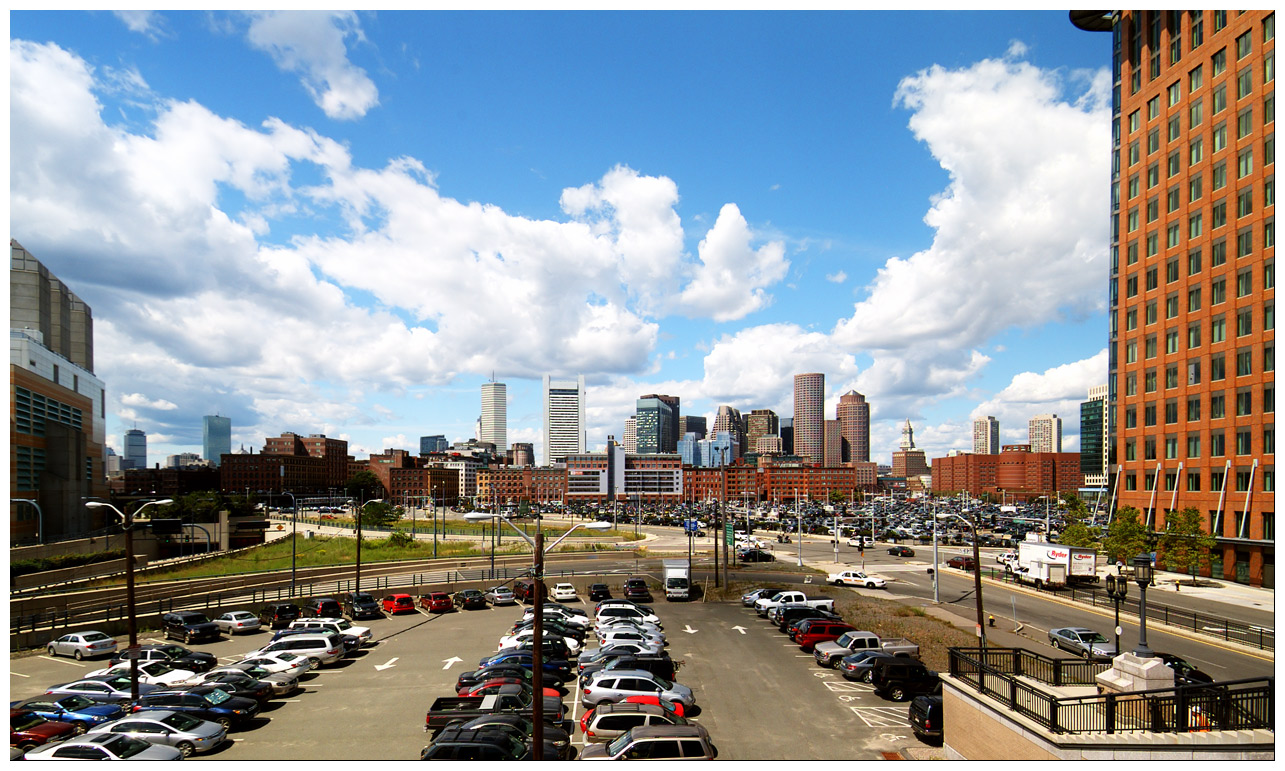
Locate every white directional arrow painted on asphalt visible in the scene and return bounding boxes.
[374,658,399,671]
[731,626,747,635]
[683,625,698,634]
[442,656,463,669]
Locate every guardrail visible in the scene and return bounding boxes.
[981,568,1274,651]
[949,647,1274,734]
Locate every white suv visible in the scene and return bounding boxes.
[288,617,372,646]
[249,633,344,666]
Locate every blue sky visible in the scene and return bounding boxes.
[10,10,1114,466]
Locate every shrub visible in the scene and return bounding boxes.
[10,549,127,579]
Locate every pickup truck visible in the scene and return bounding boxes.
[754,591,835,617]
[826,570,887,588]
[813,630,920,667]
[424,684,566,736]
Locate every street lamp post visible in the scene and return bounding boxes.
[465,513,610,760]
[937,509,986,648]
[432,486,439,558]
[280,491,298,597]
[1105,571,1129,655]
[1132,555,1155,657]
[84,498,172,704]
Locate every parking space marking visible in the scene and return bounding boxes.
[39,656,87,667]
[849,706,912,728]
[10,671,31,677]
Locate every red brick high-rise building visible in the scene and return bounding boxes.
[1074,10,1274,586]
[836,390,871,463]
[793,373,825,465]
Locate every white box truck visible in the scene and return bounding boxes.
[1014,540,1099,589]
[663,559,690,601]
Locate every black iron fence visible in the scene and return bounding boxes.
[949,647,1274,734]
[983,568,1274,651]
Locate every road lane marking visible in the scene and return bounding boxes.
[440,657,462,669]
[11,671,31,677]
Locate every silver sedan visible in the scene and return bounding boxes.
[213,611,262,635]
[46,631,117,661]
[485,586,518,605]
[86,710,226,757]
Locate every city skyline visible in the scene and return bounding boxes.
[11,11,1112,468]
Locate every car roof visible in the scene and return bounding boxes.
[624,724,708,740]
[592,701,668,716]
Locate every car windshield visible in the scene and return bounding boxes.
[353,594,374,603]
[835,632,857,647]
[143,662,175,675]
[83,632,110,642]
[161,713,202,731]
[605,730,635,757]
[58,696,95,710]
[650,675,672,689]
[202,689,232,705]
[1083,632,1108,644]
[13,712,45,731]
[160,646,186,657]
[102,735,152,759]
[334,620,352,630]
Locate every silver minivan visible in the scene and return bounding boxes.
[581,669,693,709]
[581,702,687,743]
[580,724,717,760]
[251,633,343,666]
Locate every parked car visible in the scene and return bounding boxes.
[420,592,455,612]
[203,663,299,697]
[45,631,117,661]
[342,592,383,620]
[870,658,940,702]
[581,670,693,709]
[179,671,274,705]
[213,611,261,636]
[288,617,372,647]
[792,620,858,652]
[441,714,574,760]
[235,651,315,676]
[453,589,489,610]
[44,677,159,704]
[579,655,676,685]
[85,709,227,757]
[10,710,77,751]
[622,578,652,602]
[419,726,528,760]
[580,701,688,743]
[84,661,195,687]
[21,732,183,760]
[513,578,546,603]
[249,632,344,667]
[552,583,578,601]
[131,686,259,731]
[826,570,887,589]
[838,650,901,683]
[621,695,686,717]
[257,602,302,629]
[485,586,517,605]
[888,546,916,557]
[382,594,415,614]
[161,611,220,644]
[740,587,785,607]
[595,606,661,626]
[577,642,666,671]
[908,694,943,744]
[1048,627,1117,659]
[588,583,612,601]
[112,644,216,674]
[9,696,125,734]
[499,629,582,654]
[945,556,977,571]
[740,549,775,562]
[300,597,343,619]
[579,724,717,760]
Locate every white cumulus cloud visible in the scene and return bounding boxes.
[244,10,378,120]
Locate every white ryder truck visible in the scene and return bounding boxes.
[663,560,690,601]
[1014,539,1099,589]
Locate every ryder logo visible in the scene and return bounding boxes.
[1048,550,1069,560]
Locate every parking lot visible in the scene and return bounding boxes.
[9,577,929,760]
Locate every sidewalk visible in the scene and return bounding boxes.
[1135,567,1274,612]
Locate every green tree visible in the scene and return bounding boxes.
[828,490,847,505]
[346,469,384,501]
[1059,521,1099,549]
[358,500,397,528]
[1159,506,1216,586]
[1101,506,1153,565]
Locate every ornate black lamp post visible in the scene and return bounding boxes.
[1104,571,1129,655]
[1132,554,1155,657]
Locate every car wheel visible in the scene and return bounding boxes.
[890,686,907,702]
[862,669,875,683]
[47,645,57,657]
[307,657,322,670]
[1083,649,1091,660]
[185,632,194,644]
[19,743,39,753]
[833,580,843,586]
[71,722,89,735]
[73,649,84,661]
[217,717,233,731]
[176,741,195,758]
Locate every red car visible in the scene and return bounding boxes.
[419,592,454,613]
[793,622,857,653]
[461,678,561,699]
[622,695,686,717]
[382,594,415,614]
[10,710,77,752]
[946,556,977,572]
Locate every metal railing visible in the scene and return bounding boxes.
[949,647,1274,734]
[983,568,1274,651]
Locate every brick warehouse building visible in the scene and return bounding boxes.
[1074,11,1274,586]
[931,445,1085,503]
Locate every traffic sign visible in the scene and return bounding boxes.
[725,523,734,546]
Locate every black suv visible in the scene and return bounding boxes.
[301,597,343,619]
[420,727,528,760]
[162,611,220,644]
[622,578,651,601]
[908,694,943,744]
[133,686,260,730]
[776,605,842,633]
[110,643,216,673]
[258,603,301,630]
[588,583,612,601]
[342,592,382,620]
[870,659,940,702]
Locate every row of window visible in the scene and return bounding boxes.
[1122,382,1274,423]
[1123,261,1271,311]
[1121,467,1273,497]
[1123,424,1274,461]
[1122,298,1273,339]
[1124,11,1273,94]
[13,386,85,437]
[1121,344,1273,387]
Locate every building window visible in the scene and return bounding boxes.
[1190,96,1205,128]
[1237,30,1253,59]
[1236,348,1253,377]
[1167,222,1181,248]
[1213,83,1227,115]
[1148,127,1161,155]
[1213,122,1228,153]
[1212,277,1226,304]
[1212,238,1227,266]
[1166,364,1179,389]
[1213,11,1226,33]
[1213,47,1227,76]
[1146,335,1158,359]
[1148,197,1160,223]
[1168,186,1181,213]
[1145,437,1157,459]
[1127,306,1138,330]
[1265,345,1275,373]
[1146,302,1158,326]
[1188,286,1202,311]
[1188,249,1202,275]
[1188,322,1202,348]
[1145,369,1158,393]
[1126,372,1138,396]
[1166,327,1180,351]
[1148,95,1160,120]
[1237,68,1253,99]
[1128,109,1141,132]
[1188,434,1202,458]
[1237,268,1254,297]
[1238,308,1254,336]
[1236,429,1253,455]
[1148,163,1160,188]
[1212,162,1227,191]
[1188,359,1202,385]
[1211,353,1226,381]
[1238,108,1254,139]
[1236,389,1254,416]
[1211,316,1226,343]
[1165,399,1179,423]
[1165,437,1179,460]
[1212,199,1227,229]
[1238,228,1254,258]
[1130,140,1140,166]
[1145,404,1158,427]
[1191,12,1205,49]
[1126,339,1138,363]
[1128,208,1140,232]
[1125,407,1137,429]
[1187,470,1202,491]
[1211,431,1226,456]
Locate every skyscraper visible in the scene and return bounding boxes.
[836,391,870,463]
[124,428,147,470]
[480,381,507,453]
[972,416,1000,455]
[1028,414,1062,454]
[420,435,448,454]
[203,415,231,467]
[823,419,842,467]
[745,409,779,452]
[793,373,825,464]
[640,394,680,449]
[623,417,637,453]
[543,375,585,464]
[712,405,745,455]
[678,415,707,440]
[635,396,675,454]
[1080,385,1108,489]
[1073,10,1274,585]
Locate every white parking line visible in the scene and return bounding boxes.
[11,671,31,677]
[40,656,86,667]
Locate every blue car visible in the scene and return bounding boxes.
[11,695,126,732]
[477,650,572,682]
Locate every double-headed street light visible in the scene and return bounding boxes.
[84,498,173,703]
[936,509,987,649]
[465,513,611,760]
[1104,570,1129,656]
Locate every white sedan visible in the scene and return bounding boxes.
[85,661,195,687]
[235,651,314,674]
[552,583,578,601]
[498,628,581,653]
[213,611,261,635]
[826,570,887,589]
